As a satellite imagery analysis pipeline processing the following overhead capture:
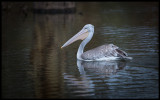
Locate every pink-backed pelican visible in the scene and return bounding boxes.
[61,24,132,61]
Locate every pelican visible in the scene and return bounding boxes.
[61,24,132,61]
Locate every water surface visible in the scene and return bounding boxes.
[2,2,159,99]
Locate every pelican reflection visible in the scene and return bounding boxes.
[77,60,126,76]
[63,60,127,97]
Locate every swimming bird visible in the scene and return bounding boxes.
[61,24,132,61]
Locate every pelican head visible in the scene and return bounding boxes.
[61,24,94,48]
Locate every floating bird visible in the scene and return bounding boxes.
[61,24,132,61]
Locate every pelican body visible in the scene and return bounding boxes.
[61,24,132,61]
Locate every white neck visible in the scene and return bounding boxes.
[77,31,94,60]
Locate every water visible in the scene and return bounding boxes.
[2,2,159,99]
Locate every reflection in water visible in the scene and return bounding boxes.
[77,60,126,76]
[30,13,75,98]
[63,60,127,98]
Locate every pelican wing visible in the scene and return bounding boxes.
[81,44,128,60]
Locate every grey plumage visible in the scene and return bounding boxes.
[81,43,129,60]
